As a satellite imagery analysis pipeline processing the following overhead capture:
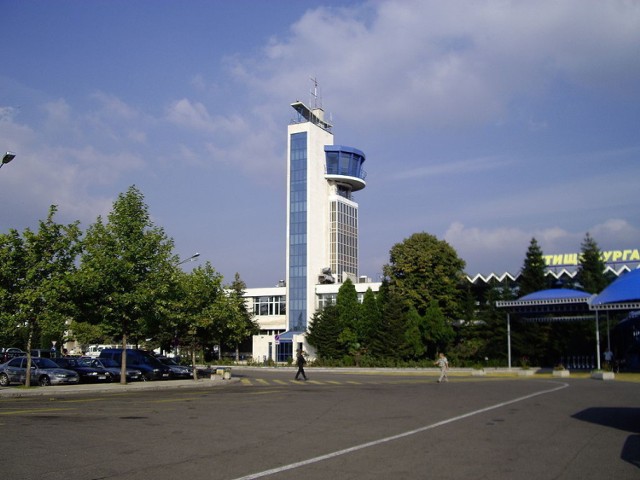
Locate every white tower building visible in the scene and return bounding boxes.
[281,99,367,358]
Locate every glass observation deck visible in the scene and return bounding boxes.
[324,145,367,192]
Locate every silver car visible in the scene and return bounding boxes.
[0,356,79,387]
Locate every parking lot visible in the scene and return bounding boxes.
[1,369,639,479]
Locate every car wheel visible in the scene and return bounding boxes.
[39,375,51,386]
[0,373,9,387]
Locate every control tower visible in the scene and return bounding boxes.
[285,98,367,346]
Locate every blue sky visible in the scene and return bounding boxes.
[1,0,639,287]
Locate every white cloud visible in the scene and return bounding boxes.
[590,219,640,249]
[166,98,215,132]
[391,155,514,180]
[91,91,139,120]
[237,0,640,131]
[445,219,639,275]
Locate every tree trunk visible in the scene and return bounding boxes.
[120,333,127,384]
[191,345,197,381]
[25,321,34,387]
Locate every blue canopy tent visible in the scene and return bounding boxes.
[591,268,640,306]
[496,289,595,369]
[590,269,640,368]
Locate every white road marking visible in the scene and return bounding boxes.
[231,381,569,480]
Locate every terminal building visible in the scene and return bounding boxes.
[243,98,640,364]
[248,98,380,363]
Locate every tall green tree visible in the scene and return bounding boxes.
[371,282,407,360]
[359,287,381,354]
[422,299,455,356]
[0,206,81,386]
[515,238,551,365]
[576,232,608,294]
[224,273,259,361]
[336,278,360,333]
[0,229,26,347]
[518,238,547,296]
[473,280,513,363]
[307,304,343,360]
[403,306,425,359]
[75,186,176,383]
[177,262,227,376]
[383,232,466,320]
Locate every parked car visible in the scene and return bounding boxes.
[0,356,79,387]
[1,348,27,363]
[99,349,172,381]
[80,357,143,382]
[156,356,193,379]
[31,349,58,358]
[51,357,112,383]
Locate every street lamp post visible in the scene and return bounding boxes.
[176,252,200,266]
[0,151,16,170]
[174,252,201,378]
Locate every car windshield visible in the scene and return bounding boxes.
[99,358,118,368]
[33,357,60,369]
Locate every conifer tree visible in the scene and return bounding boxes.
[576,232,609,294]
[515,237,551,365]
[518,238,547,296]
[359,287,381,354]
[307,304,342,360]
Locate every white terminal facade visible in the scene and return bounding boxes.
[248,100,381,362]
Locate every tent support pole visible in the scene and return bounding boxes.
[606,311,611,353]
[507,313,511,369]
[595,310,601,370]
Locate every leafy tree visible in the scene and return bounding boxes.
[403,306,425,359]
[576,232,608,294]
[383,232,466,320]
[176,262,227,375]
[0,229,26,347]
[422,299,455,356]
[75,186,176,383]
[67,320,105,353]
[0,206,81,386]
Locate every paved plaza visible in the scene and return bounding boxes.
[1,369,638,479]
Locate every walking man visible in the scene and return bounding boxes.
[295,348,307,381]
[434,352,449,383]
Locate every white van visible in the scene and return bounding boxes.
[85,345,117,357]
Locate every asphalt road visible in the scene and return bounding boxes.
[0,369,638,480]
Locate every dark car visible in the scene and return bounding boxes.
[51,357,112,383]
[99,349,172,381]
[80,357,143,382]
[156,356,193,379]
[0,356,79,386]
[1,348,27,363]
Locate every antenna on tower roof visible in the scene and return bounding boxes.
[309,76,322,110]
